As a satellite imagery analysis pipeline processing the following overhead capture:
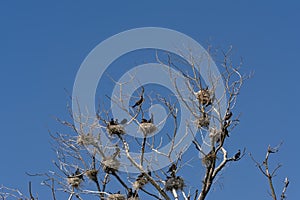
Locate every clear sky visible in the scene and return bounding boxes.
[1,1,299,199]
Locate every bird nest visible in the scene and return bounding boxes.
[101,158,120,173]
[196,88,213,106]
[197,115,210,129]
[138,123,157,136]
[67,176,82,188]
[165,176,185,191]
[202,151,217,167]
[107,125,126,136]
[86,169,98,182]
[107,193,126,200]
[77,133,95,146]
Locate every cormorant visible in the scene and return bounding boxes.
[132,95,144,108]
[234,149,241,160]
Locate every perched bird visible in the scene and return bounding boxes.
[167,163,177,173]
[167,163,177,177]
[75,168,84,180]
[109,118,118,125]
[224,110,233,121]
[132,95,144,108]
[222,122,230,137]
[140,118,148,123]
[127,188,139,199]
[234,149,241,160]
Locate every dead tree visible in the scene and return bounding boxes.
[2,46,258,200]
[250,143,289,200]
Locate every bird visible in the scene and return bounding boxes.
[148,114,154,123]
[167,163,177,173]
[167,163,177,177]
[109,118,118,125]
[224,110,233,121]
[234,149,241,160]
[75,168,84,180]
[140,118,147,123]
[222,122,230,137]
[127,188,139,199]
[132,95,144,108]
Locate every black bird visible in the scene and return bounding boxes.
[148,114,154,123]
[140,118,147,123]
[127,188,139,198]
[224,110,233,121]
[167,163,177,177]
[109,118,117,125]
[75,168,84,180]
[132,95,144,108]
[222,122,230,137]
[234,149,241,160]
[167,163,177,173]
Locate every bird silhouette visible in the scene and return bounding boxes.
[132,87,145,108]
[224,110,233,121]
[167,163,177,173]
[222,122,230,137]
[234,149,241,160]
[167,163,177,177]
[75,168,84,180]
[132,95,144,108]
[140,118,147,123]
[109,118,117,125]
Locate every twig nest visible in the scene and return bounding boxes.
[107,124,126,136]
[165,176,185,191]
[86,169,98,182]
[107,193,126,200]
[138,122,157,136]
[133,172,150,190]
[197,114,210,129]
[195,88,213,106]
[77,133,95,146]
[101,157,120,173]
[202,150,217,167]
[67,176,82,188]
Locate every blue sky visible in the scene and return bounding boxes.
[1,1,299,199]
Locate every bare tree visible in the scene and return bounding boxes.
[250,143,289,200]
[2,46,288,200]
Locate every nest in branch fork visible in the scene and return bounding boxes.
[196,88,213,106]
[107,124,126,136]
[86,169,98,182]
[202,150,217,167]
[107,193,126,200]
[197,114,210,129]
[77,133,95,146]
[138,122,157,136]
[165,176,185,191]
[67,176,82,188]
[101,157,120,173]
